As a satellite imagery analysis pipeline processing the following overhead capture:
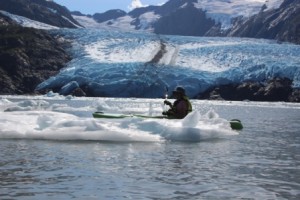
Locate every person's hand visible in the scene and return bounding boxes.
[164,100,172,106]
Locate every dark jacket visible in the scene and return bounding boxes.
[164,96,192,119]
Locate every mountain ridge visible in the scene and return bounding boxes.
[72,0,299,44]
[0,0,297,44]
[227,0,300,44]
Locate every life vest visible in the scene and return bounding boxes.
[173,96,192,113]
[183,96,192,113]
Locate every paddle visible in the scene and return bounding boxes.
[165,86,169,101]
[163,86,169,112]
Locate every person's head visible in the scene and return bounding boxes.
[172,86,185,99]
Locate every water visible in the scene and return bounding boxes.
[0,96,299,199]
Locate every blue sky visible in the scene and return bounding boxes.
[54,0,166,14]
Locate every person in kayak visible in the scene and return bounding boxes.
[162,86,192,119]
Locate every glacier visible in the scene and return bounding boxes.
[36,28,300,98]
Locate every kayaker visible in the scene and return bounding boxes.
[162,86,192,119]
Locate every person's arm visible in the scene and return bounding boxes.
[164,100,172,108]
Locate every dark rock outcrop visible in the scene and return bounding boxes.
[154,1,215,36]
[155,0,196,16]
[129,6,158,18]
[0,0,82,28]
[70,11,87,17]
[0,16,71,95]
[289,89,300,102]
[198,77,300,102]
[0,12,17,26]
[70,87,86,97]
[93,9,127,23]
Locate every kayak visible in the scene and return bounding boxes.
[229,119,243,130]
[92,112,243,130]
[92,112,168,119]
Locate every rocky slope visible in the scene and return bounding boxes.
[0,13,71,95]
[93,9,127,24]
[227,0,300,44]
[153,1,215,36]
[198,78,300,102]
[0,0,82,28]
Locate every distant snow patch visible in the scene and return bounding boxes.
[72,15,101,28]
[61,16,83,28]
[138,12,160,30]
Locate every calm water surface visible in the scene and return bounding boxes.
[0,100,299,199]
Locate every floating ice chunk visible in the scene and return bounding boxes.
[4,100,50,112]
[36,115,54,130]
[0,98,11,105]
[46,91,60,97]
[205,109,219,119]
[182,111,201,127]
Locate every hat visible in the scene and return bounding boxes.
[172,86,185,95]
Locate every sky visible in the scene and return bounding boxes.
[54,0,166,14]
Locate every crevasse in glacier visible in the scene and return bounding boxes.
[36,29,300,98]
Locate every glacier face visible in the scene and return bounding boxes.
[36,28,300,98]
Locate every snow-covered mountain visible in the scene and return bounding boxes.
[1,0,297,44]
[74,0,283,32]
[73,0,300,44]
